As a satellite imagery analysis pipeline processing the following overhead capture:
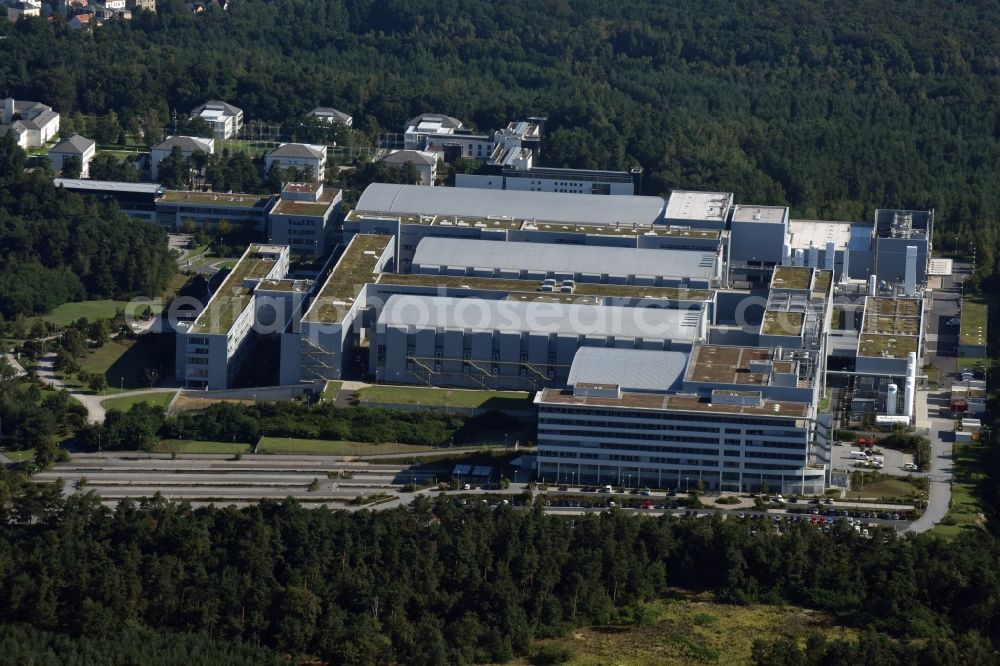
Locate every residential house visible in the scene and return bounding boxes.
[0,122,29,148]
[48,134,97,177]
[380,149,440,186]
[126,0,155,10]
[190,100,243,140]
[87,1,129,19]
[264,143,327,182]
[307,107,352,126]
[403,113,464,150]
[67,11,93,28]
[149,135,214,180]
[6,1,40,21]
[1,97,60,147]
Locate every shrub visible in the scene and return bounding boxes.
[529,645,573,665]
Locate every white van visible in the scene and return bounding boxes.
[849,450,868,460]
[601,485,613,493]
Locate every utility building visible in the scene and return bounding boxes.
[373,294,705,390]
[410,237,721,289]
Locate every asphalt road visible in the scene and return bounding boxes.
[906,265,965,533]
[907,390,958,533]
[30,453,915,533]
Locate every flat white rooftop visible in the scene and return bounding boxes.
[377,294,701,343]
[411,237,716,282]
[356,183,665,227]
[928,258,953,276]
[732,204,788,225]
[787,219,854,250]
[54,178,163,194]
[665,190,732,223]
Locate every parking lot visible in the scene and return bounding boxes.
[831,442,919,475]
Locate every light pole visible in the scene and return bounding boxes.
[627,473,631,490]
[685,477,690,494]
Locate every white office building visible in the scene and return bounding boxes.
[535,345,828,493]
[190,100,243,140]
[175,244,300,389]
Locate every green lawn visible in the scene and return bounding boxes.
[932,443,987,538]
[61,340,154,394]
[960,298,988,346]
[73,335,173,393]
[153,440,252,454]
[31,300,131,328]
[256,437,436,456]
[923,364,940,388]
[358,386,531,410]
[848,472,925,502]
[161,272,191,301]
[3,449,35,463]
[187,243,211,256]
[79,341,132,375]
[322,381,342,403]
[102,391,177,412]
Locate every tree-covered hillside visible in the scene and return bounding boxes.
[2,1,999,267]
[0,136,175,318]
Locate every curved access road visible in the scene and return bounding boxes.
[34,352,176,424]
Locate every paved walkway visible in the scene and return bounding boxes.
[906,390,956,533]
[34,352,178,424]
[3,353,26,377]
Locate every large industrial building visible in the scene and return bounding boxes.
[174,244,309,389]
[172,179,940,493]
[535,345,827,494]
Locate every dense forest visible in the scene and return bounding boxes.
[67,400,516,453]
[3,1,1000,268]
[0,477,998,665]
[4,2,1000,663]
[0,136,175,319]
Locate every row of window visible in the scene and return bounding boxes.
[540,406,797,427]
[539,431,720,445]
[538,462,822,482]
[539,438,806,454]
[541,417,723,434]
[538,452,805,473]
